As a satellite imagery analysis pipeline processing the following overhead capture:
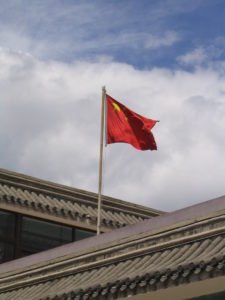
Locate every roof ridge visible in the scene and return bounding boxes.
[0,168,163,217]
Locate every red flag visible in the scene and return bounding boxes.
[106,94,158,150]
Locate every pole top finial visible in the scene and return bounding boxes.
[102,86,106,93]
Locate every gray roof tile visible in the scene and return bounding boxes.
[0,234,224,300]
[0,169,160,229]
[0,168,161,231]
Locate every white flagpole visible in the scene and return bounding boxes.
[97,86,106,235]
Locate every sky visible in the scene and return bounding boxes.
[1,0,225,212]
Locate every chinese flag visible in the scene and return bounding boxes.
[106,94,158,151]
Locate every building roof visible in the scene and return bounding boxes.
[0,168,162,232]
[0,194,225,299]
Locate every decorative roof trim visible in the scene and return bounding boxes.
[0,168,163,232]
[48,260,225,300]
[0,168,162,218]
[49,258,225,300]
[0,215,224,293]
[1,236,225,299]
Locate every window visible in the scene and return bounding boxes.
[0,242,14,263]
[75,228,95,241]
[0,211,15,263]
[0,209,95,263]
[21,217,73,256]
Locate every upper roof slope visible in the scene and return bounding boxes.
[0,168,162,232]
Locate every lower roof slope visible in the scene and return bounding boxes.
[0,168,162,232]
[0,195,225,299]
[1,234,224,300]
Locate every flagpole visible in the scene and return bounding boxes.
[97,86,106,235]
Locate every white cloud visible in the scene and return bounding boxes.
[1,48,225,212]
[177,47,207,66]
[176,40,225,67]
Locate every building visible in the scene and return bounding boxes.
[0,168,161,263]
[0,168,224,299]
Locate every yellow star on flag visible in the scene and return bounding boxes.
[112,102,120,112]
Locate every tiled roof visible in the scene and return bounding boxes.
[0,195,225,299]
[0,168,162,231]
[0,234,224,300]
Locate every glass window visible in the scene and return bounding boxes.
[0,211,15,263]
[21,217,73,255]
[0,211,15,241]
[75,228,95,241]
[0,242,14,263]
[0,209,96,263]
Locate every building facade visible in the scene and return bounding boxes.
[0,169,224,299]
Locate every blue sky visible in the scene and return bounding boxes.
[1,1,225,211]
[1,0,225,68]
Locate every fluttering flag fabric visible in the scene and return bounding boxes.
[106,94,158,150]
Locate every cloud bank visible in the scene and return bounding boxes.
[1,47,225,212]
